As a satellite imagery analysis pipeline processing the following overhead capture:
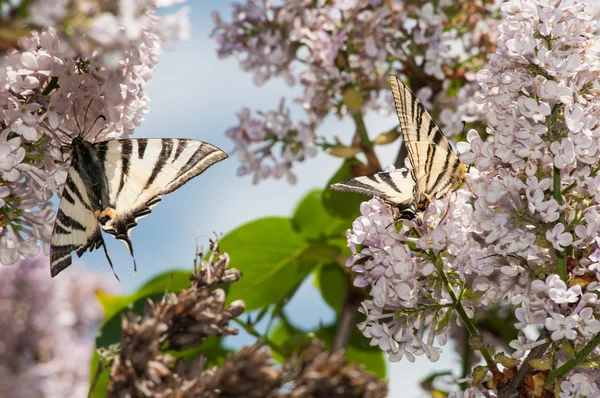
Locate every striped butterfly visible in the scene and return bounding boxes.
[50,132,226,278]
[331,74,467,226]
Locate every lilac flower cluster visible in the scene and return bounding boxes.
[213,0,499,183]
[0,1,189,265]
[345,0,600,393]
[0,253,111,396]
[226,100,318,184]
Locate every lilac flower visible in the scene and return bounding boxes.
[545,314,578,341]
[548,278,581,304]
[546,224,573,251]
[575,308,600,337]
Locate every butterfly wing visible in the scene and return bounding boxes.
[50,164,114,277]
[389,75,466,201]
[95,138,227,265]
[331,169,415,206]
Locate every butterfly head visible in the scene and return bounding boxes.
[95,208,117,229]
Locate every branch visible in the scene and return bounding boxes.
[497,330,551,398]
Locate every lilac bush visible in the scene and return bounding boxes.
[0,0,190,264]
[343,0,600,395]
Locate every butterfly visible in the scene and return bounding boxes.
[331,74,467,226]
[50,135,227,278]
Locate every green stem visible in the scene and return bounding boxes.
[553,165,567,281]
[434,258,498,374]
[553,165,562,205]
[460,328,471,389]
[352,112,373,149]
[546,333,600,384]
[87,358,106,398]
[351,112,382,172]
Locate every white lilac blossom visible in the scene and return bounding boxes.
[0,253,112,397]
[345,0,600,392]
[0,2,190,264]
[213,0,499,183]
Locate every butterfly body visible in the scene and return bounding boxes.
[50,137,227,277]
[331,75,467,226]
[69,136,111,211]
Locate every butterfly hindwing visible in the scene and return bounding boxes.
[330,170,415,206]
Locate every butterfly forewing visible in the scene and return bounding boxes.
[50,137,227,277]
[98,138,227,255]
[389,75,466,202]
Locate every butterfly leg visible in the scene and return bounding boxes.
[98,234,120,282]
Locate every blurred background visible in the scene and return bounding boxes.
[74,2,461,396]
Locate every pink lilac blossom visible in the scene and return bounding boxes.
[0,253,112,397]
[0,2,190,264]
[345,0,600,393]
[213,0,499,183]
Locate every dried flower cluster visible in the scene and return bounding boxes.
[0,0,190,265]
[345,0,600,395]
[213,0,499,183]
[0,253,110,397]
[106,238,387,397]
[107,238,244,395]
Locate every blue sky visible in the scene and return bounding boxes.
[76,2,462,396]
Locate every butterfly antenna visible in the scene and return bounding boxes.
[85,114,107,142]
[82,98,94,134]
[72,102,84,137]
[42,124,69,147]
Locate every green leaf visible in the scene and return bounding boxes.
[342,87,363,113]
[322,160,365,219]
[220,217,318,311]
[315,263,348,314]
[292,190,348,240]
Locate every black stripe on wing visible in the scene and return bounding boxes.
[145,138,174,189]
[165,140,228,194]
